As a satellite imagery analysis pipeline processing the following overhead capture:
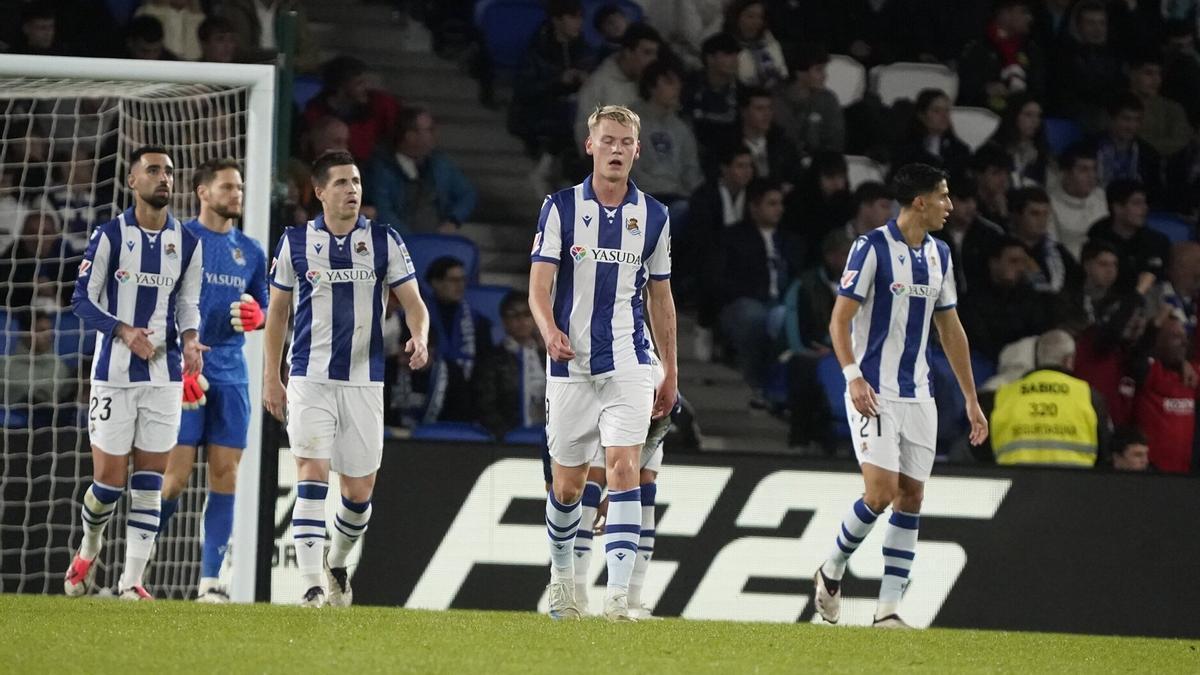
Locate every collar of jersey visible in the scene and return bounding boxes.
[311,214,368,232]
[581,174,640,206]
[886,219,929,250]
[123,206,177,231]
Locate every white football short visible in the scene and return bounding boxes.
[286,379,384,477]
[547,369,654,468]
[844,395,938,482]
[87,383,182,455]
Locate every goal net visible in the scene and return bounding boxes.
[0,56,273,600]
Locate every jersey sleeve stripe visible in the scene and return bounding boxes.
[388,273,414,288]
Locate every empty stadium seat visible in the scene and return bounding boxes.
[869,62,958,106]
[503,425,547,445]
[950,106,1000,152]
[815,353,850,439]
[404,233,481,285]
[845,155,885,190]
[465,284,514,345]
[474,0,547,71]
[1042,117,1082,156]
[582,0,644,51]
[411,421,495,442]
[1147,212,1194,243]
[825,55,867,107]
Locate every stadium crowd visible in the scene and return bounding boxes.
[3,0,1200,474]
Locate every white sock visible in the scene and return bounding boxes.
[877,509,919,619]
[604,487,641,596]
[573,482,602,592]
[119,471,162,590]
[822,498,881,581]
[293,480,328,590]
[546,490,582,579]
[79,481,123,560]
[628,482,657,606]
[328,496,372,568]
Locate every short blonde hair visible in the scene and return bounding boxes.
[587,104,641,139]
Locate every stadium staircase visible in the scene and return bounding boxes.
[302,0,792,453]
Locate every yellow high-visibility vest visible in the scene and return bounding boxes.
[991,369,1098,468]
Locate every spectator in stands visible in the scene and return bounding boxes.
[0,211,79,319]
[1009,186,1080,293]
[509,0,592,197]
[592,3,630,62]
[41,146,111,253]
[573,23,662,145]
[1128,52,1193,160]
[735,87,801,192]
[827,0,915,68]
[425,257,493,423]
[473,291,546,439]
[987,93,1050,186]
[1149,241,1200,335]
[958,0,1046,113]
[218,0,318,72]
[936,175,1005,295]
[1132,315,1199,474]
[725,0,788,90]
[787,151,852,263]
[960,236,1055,361]
[970,144,1015,226]
[1051,0,1126,133]
[124,16,179,60]
[0,313,74,424]
[7,2,71,56]
[1088,179,1170,291]
[717,179,803,396]
[0,169,20,255]
[1095,93,1165,203]
[773,44,845,157]
[1058,238,1144,335]
[1162,19,1200,128]
[984,329,1110,467]
[684,33,742,170]
[637,0,724,71]
[303,56,402,163]
[198,16,238,64]
[688,144,754,339]
[368,106,476,235]
[893,89,972,181]
[1032,0,1074,58]
[1108,426,1150,472]
[1049,144,1108,259]
[135,0,205,61]
[843,181,893,238]
[1168,127,1200,219]
[630,60,704,212]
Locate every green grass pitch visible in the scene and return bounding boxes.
[2,594,1197,673]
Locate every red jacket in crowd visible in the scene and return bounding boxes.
[1133,359,1198,474]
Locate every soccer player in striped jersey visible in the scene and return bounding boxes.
[813,163,988,628]
[531,104,678,622]
[156,158,268,603]
[262,150,429,608]
[64,146,208,600]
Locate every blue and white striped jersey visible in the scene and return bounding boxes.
[71,207,203,387]
[269,215,415,385]
[838,220,957,400]
[530,175,671,381]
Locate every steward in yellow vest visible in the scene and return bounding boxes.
[990,367,1102,467]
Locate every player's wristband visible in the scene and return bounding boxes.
[842,363,864,383]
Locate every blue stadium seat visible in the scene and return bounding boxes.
[503,425,547,445]
[404,234,481,286]
[53,312,95,365]
[411,421,495,442]
[815,353,850,439]
[293,75,324,111]
[465,284,514,345]
[582,0,644,50]
[1147,212,1194,244]
[474,0,547,71]
[1043,117,1082,156]
[1,406,29,429]
[0,311,20,355]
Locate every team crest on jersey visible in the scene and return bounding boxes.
[570,245,587,262]
[355,241,369,256]
[306,270,322,287]
[77,260,92,277]
[115,269,131,284]
[840,270,858,289]
[231,247,245,265]
[626,217,640,236]
[165,243,177,260]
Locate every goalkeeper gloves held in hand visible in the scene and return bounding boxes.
[230,293,264,332]
[182,372,209,410]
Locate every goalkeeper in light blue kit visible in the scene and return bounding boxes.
[158,158,268,602]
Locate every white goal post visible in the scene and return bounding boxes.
[0,55,275,602]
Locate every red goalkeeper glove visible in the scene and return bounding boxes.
[182,372,209,410]
[230,293,264,332]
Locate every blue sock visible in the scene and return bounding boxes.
[200,491,235,579]
[158,497,180,534]
[573,481,603,588]
[822,497,881,581]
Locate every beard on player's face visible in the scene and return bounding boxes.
[141,189,170,209]
[213,202,241,220]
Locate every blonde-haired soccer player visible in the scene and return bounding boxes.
[530,105,677,621]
